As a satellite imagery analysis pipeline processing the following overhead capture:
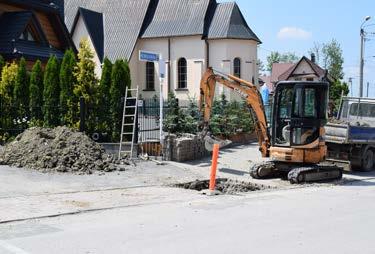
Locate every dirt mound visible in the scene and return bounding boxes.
[0,127,117,174]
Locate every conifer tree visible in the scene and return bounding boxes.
[74,38,98,133]
[0,62,18,131]
[97,57,112,133]
[13,57,29,122]
[29,60,44,123]
[110,59,130,139]
[60,49,77,125]
[43,55,60,127]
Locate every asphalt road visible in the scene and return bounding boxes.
[1,177,375,254]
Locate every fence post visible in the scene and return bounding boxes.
[79,97,86,132]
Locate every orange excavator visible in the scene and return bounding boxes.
[199,68,342,184]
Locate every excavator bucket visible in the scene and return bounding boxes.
[204,135,232,151]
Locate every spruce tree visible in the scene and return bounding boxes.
[60,49,77,125]
[110,59,130,140]
[74,38,98,133]
[29,60,44,123]
[13,57,29,123]
[98,57,112,133]
[43,55,60,127]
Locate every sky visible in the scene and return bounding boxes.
[218,0,375,97]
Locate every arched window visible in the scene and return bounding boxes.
[178,58,187,89]
[233,57,241,78]
[146,61,155,90]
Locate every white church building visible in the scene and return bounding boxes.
[64,0,261,100]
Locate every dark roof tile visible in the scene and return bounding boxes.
[65,0,152,61]
[207,2,261,42]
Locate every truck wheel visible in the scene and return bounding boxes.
[362,149,374,172]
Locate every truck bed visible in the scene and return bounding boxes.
[325,122,375,144]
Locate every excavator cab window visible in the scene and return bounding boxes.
[272,82,328,147]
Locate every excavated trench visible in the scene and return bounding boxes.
[174,178,273,194]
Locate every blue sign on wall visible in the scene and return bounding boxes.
[139,51,160,62]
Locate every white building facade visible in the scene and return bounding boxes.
[64,0,261,101]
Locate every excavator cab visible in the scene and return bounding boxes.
[271,81,328,148]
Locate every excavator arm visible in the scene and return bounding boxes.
[199,68,270,157]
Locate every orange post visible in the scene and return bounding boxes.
[209,144,220,191]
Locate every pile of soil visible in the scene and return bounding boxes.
[0,127,117,174]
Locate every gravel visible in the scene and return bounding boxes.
[0,127,119,174]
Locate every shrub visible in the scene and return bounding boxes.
[13,57,29,126]
[74,38,98,133]
[97,57,112,133]
[43,55,60,127]
[60,49,77,125]
[0,62,18,134]
[110,59,130,140]
[29,60,44,124]
[163,93,186,134]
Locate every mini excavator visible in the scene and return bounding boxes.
[199,68,342,184]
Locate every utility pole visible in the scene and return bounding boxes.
[367,82,370,97]
[349,77,353,96]
[360,16,371,97]
[360,29,365,97]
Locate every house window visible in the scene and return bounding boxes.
[233,57,241,78]
[146,62,155,90]
[19,27,36,42]
[178,58,187,89]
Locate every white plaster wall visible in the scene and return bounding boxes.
[71,16,102,78]
[208,39,258,100]
[129,38,169,100]
[131,36,206,101]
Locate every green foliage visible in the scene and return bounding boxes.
[13,58,29,125]
[322,39,344,81]
[110,59,131,140]
[309,40,344,81]
[163,93,187,134]
[209,94,254,137]
[74,39,99,133]
[266,51,299,71]
[29,60,44,123]
[0,62,18,104]
[184,97,201,134]
[330,80,349,112]
[60,49,77,125]
[97,57,112,133]
[0,62,18,133]
[0,55,5,77]
[43,55,60,127]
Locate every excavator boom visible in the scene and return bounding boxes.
[199,68,270,157]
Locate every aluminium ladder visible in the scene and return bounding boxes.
[118,86,139,159]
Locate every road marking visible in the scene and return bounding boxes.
[0,240,30,254]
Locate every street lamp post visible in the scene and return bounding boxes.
[360,16,371,98]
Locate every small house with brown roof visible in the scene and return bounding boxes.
[265,54,332,94]
[0,0,75,68]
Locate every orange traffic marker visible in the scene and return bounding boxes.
[209,144,220,191]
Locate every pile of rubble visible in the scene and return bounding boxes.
[0,127,118,174]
